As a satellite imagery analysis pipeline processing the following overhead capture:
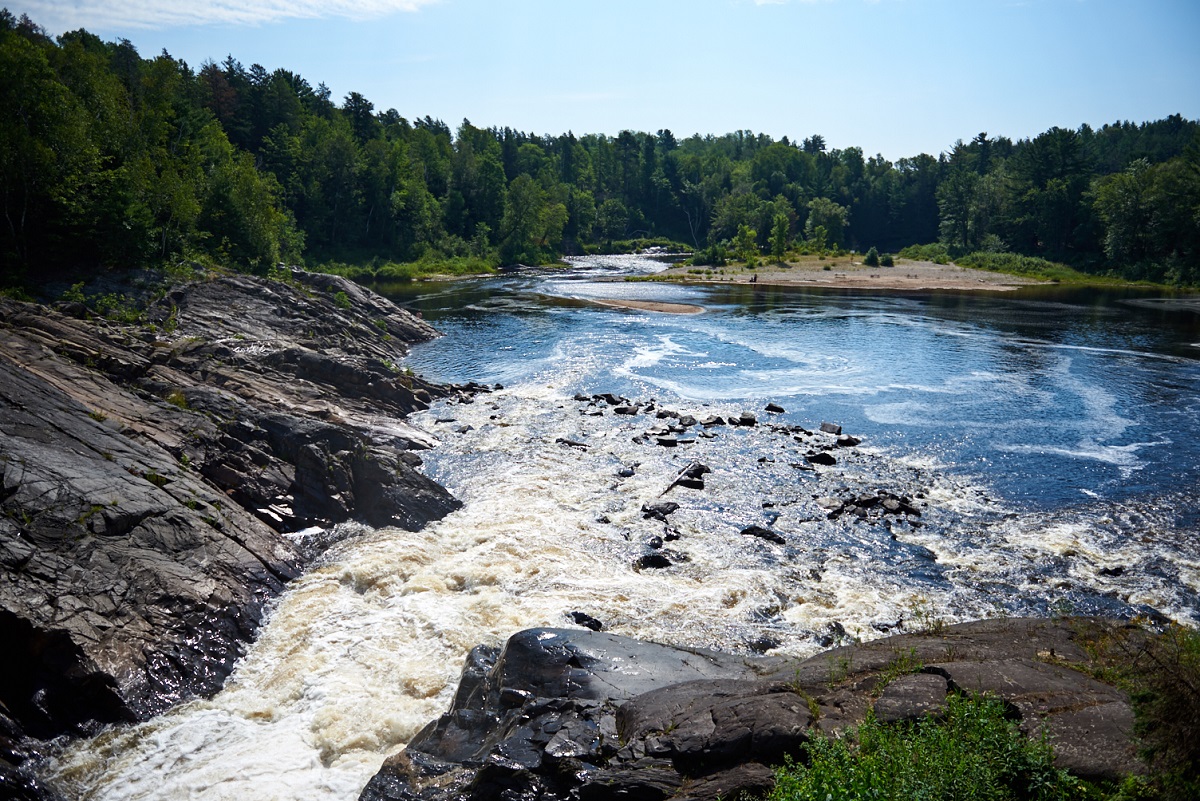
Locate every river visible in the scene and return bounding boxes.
[43,255,1200,799]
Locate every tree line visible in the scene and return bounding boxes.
[2,10,1198,287]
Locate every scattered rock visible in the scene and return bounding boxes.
[569,612,604,632]
[836,434,861,447]
[700,415,726,427]
[819,421,842,435]
[641,502,680,522]
[635,553,673,570]
[740,525,786,545]
[556,438,590,449]
[764,403,785,414]
[733,413,758,427]
[805,452,837,466]
[613,405,639,416]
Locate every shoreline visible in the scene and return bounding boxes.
[649,257,1048,292]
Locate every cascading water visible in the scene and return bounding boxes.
[42,256,1200,800]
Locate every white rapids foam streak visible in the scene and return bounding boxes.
[41,356,1199,800]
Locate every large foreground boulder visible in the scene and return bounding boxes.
[0,270,461,743]
[360,619,1144,801]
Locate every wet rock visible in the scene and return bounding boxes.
[642,502,681,522]
[569,612,605,632]
[815,496,843,511]
[647,536,664,550]
[613,405,639,416]
[677,414,697,428]
[0,273,457,737]
[617,467,636,478]
[700,415,726,427]
[556,438,590,450]
[573,393,592,402]
[764,403,785,414]
[819,421,842,435]
[655,409,679,419]
[740,525,786,545]
[655,436,678,448]
[635,553,673,570]
[733,413,757,427]
[598,393,625,406]
[805,452,837,466]
[836,434,861,447]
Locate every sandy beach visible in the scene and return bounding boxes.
[654,257,1046,292]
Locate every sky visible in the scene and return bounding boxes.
[11,0,1200,160]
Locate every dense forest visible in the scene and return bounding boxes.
[2,9,1199,288]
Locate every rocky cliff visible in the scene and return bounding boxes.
[0,270,470,791]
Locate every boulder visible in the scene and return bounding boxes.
[359,619,1147,801]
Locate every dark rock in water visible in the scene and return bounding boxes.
[617,467,636,478]
[1098,566,1126,577]
[819,421,842,435]
[641,501,680,522]
[634,553,673,570]
[359,620,1150,801]
[677,414,697,428]
[805,452,837,466]
[556,437,590,450]
[573,393,591,402]
[676,477,705,490]
[598,393,625,406]
[0,272,458,738]
[663,529,681,542]
[733,412,758,427]
[655,409,679,419]
[647,536,664,550]
[613,405,639,416]
[700,415,726,427]
[655,435,678,448]
[740,525,786,545]
[454,425,474,434]
[569,612,604,632]
[836,434,861,447]
[764,402,785,414]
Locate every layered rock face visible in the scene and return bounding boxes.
[0,271,463,750]
[361,619,1143,801]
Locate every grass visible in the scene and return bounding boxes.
[315,254,499,285]
[768,694,1082,801]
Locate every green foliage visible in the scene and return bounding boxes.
[734,224,759,264]
[1,10,1195,285]
[768,694,1081,801]
[1077,622,1200,800]
[333,290,352,309]
[900,243,952,263]
[880,252,894,267]
[863,246,880,267]
[770,212,790,261]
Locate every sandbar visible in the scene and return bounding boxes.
[653,258,1046,292]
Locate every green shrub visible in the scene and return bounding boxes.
[880,253,894,267]
[863,247,880,267]
[769,694,1080,801]
[899,243,951,263]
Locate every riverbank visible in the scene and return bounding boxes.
[646,257,1048,292]
[0,270,476,796]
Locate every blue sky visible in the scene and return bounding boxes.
[13,0,1200,160]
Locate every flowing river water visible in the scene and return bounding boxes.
[44,256,1200,799]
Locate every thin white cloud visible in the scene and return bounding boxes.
[20,0,440,32]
